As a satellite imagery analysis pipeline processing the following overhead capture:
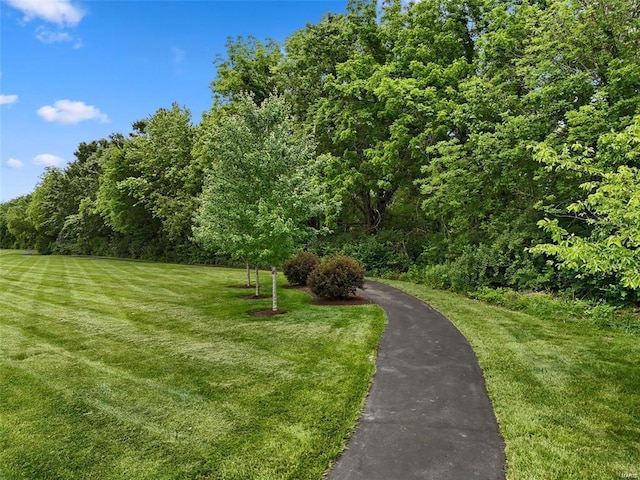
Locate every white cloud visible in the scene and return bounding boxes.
[35,26,82,47]
[37,99,109,124]
[5,0,85,27]
[0,94,19,105]
[36,27,72,43]
[33,154,64,166]
[7,158,24,168]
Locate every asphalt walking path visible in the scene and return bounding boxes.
[327,281,506,480]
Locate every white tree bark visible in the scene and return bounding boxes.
[246,262,251,287]
[255,266,260,297]
[271,266,278,311]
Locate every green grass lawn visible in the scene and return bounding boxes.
[0,251,385,479]
[380,279,640,480]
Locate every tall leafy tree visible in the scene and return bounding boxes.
[417,0,536,253]
[137,104,200,244]
[414,0,639,287]
[0,201,17,248]
[57,140,115,255]
[5,195,37,249]
[518,0,640,295]
[96,136,162,257]
[309,0,392,232]
[28,168,69,254]
[374,0,484,233]
[310,0,486,232]
[282,11,353,119]
[97,106,199,258]
[194,93,329,311]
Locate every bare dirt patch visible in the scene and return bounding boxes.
[298,286,371,306]
[242,294,270,300]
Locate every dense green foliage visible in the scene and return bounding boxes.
[308,255,365,299]
[532,117,640,296]
[0,251,385,479]
[2,0,639,303]
[193,94,327,268]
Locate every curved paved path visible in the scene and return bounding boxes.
[328,281,506,480]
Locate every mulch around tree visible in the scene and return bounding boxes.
[297,286,371,306]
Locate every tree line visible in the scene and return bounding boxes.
[2,0,639,303]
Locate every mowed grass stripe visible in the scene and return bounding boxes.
[7,258,183,306]
[0,291,330,398]
[0,284,366,376]
[0,251,386,479]
[1,322,224,410]
[83,260,197,299]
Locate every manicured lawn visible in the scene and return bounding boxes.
[0,251,385,479]
[380,279,640,480]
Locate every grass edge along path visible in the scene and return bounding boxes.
[0,251,386,479]
[378,279,639,480]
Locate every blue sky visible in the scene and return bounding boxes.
[0,0,347,202]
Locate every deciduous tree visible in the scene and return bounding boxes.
[194,93,329,311]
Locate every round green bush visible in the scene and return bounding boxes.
[283,251,321,286]
[308,255,365,299]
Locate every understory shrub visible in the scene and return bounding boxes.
[468,287,640,334]
[401,261,477,292]
[308,255,365,299]
[339,232,412,276]
[404,238,555,293]
[283,251,320,286]
[310,230,416,276]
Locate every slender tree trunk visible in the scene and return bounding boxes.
[246,262,251,287]
[255,266,260,297]
[271,266,278,312]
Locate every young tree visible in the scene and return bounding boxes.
[193,93,329,311]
